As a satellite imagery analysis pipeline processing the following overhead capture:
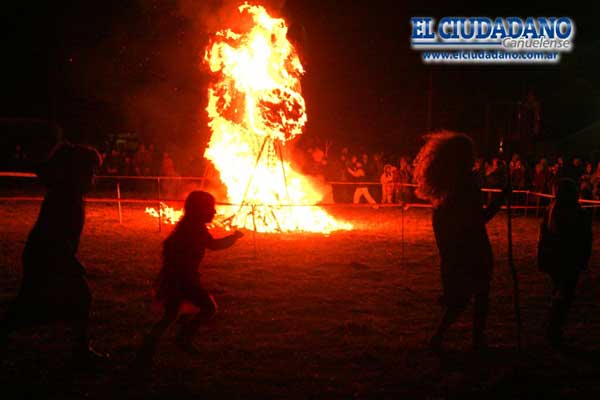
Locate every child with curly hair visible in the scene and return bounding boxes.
[1,143,106,364]
[413,131,505,352]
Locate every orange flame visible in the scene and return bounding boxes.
[147,3,351,233]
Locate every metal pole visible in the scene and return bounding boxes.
[506,156,522,351]
[199,163,210,191]
[117,182,123,224]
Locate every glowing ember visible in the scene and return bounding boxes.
[147,3,351,233]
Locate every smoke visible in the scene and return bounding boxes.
[117,0,292,153]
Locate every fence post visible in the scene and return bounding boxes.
[401,202,405,267]
[157,177,162,232]
[525,191,529,217]
[117,182,122,224]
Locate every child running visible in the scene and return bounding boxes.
[136,191,243,363]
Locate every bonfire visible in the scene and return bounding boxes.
[148,3,351,233]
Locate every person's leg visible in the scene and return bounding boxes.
[430,304,464,352]
[473,289,490,350]
[363,188,377,205]
[71,279,109,363]
[136,300,180,364]
[547,272,579,346]
[353,188,361,204]
[175,288,217,354]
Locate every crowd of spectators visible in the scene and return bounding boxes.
[98,143,205,178]
[301,144,600,204]
[6,140,600,204]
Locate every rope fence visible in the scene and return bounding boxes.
[2,172,600,231]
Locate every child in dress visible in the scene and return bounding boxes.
[136,191,243,362]
[413,131,505,352]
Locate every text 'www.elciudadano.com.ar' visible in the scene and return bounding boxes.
[421,50,560,63]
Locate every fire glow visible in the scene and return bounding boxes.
[147,3,351,233]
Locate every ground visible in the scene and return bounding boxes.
[1,201,600,399]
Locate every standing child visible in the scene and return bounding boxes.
[136,191,243,363]
[413,131,505,352]
[0,143,106,364]
[538,178,592,347]
[380,164,395,204]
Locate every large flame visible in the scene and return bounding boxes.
[203,3,350,233]
[147,3,351,233]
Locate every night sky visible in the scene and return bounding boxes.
[3,0,599,158]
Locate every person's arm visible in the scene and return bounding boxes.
[206,230,244,250]
[347,167,358,178]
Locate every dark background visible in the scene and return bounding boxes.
[2,0,599,160]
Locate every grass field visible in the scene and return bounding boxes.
[1,201,600,399]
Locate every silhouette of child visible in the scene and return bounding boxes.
[538,178,592,346]
[413,131,505,352]
[380,164,395,204]
[0,143,106,364]
[136,191,243,363]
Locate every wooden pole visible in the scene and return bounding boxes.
[251,205,257,258]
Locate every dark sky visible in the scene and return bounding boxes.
[3,0,599,157]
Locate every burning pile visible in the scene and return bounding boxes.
[147,3,351,233]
